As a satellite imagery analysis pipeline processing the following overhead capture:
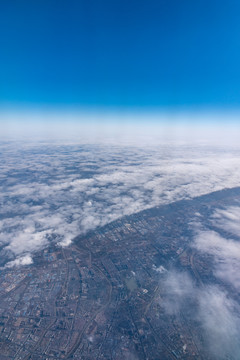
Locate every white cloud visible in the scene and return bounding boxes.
[193,229,240,290]
[5,254,33,268]
[161,270,194,315]
[212,206,240,237]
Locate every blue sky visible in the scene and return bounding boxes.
[1,0,240,111]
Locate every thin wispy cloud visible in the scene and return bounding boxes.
[161,269,240,359]
[212,206,240,236]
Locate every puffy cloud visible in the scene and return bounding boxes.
[5,254,33,268]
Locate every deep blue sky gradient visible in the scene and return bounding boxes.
[1,0,240,109]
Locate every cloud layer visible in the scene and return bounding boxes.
[1,137,240,266]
